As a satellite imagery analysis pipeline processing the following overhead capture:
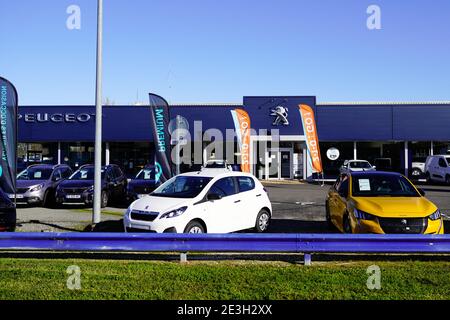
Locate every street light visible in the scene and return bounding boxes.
[93,0,103,224]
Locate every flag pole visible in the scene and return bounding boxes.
[93,0,103,224]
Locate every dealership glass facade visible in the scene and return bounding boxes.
[16,100,450,181]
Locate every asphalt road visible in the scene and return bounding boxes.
[14,182,450,233]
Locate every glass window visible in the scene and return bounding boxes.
[17,167,53,180]
[113,166,123,178]
[349,161,372,169]
[52,169,62,181]
[237,177,255,192]
[209,177,237,197]
[338,176,349,196]
[352,174,419,197]
[136,167,155,180]
[152,176,212,198]
[61,167,73,178]
[439,158,447,168]
[70,167,105,180]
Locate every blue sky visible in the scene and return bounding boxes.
[1,0,449,105]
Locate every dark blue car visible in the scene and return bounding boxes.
[0,189,16,231]
[126,165,159,202]
[55,164,127,208]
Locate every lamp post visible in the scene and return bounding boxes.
[93,0,103,224]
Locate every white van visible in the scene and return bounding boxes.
[424,155,450,184]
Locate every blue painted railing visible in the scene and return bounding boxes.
[0,233,449,264]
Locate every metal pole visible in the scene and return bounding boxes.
[93,0,103,224]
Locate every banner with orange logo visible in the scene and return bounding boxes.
[299,104,323,173]
[230,108,251,172]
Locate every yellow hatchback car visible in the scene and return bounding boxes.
[326,171,444,234]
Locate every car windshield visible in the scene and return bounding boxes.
[69,167,105,180]
[135,167,154,180]
[349,161,372,169]
[205,161,226,168]
[151,176,212,198]
[352,174,420,197]
[17,168,53,180]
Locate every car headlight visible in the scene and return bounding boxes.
[125,207,132,217]
[29,184,44,192]
[86,186,94,193]
[428,210,441,221]
[354,209,378,220]
[159,206,188,219]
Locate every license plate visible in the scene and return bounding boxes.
[8,194,24,199]
[66,195,81,199]
[137,194,147,199]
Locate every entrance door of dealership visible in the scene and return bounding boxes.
[265,148,293,180]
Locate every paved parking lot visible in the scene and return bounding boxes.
[14,182,450,233]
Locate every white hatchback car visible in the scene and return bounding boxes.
[339,160,376,174]
[123,170,272,233]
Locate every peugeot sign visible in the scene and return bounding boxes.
[18,113,94,123]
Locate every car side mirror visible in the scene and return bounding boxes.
[418,188,426,196]
[372,166,376,170]
[207,193,222,201]
[52,176,61,182]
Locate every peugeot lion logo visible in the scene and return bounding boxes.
[401,219,408,225]
[270,106,289,126]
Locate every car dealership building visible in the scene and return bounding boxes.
[17,96,450,180]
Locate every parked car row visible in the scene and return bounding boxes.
[8,163,158,208]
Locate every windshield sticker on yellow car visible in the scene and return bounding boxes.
[358,179,371,191]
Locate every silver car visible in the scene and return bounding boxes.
[9,164,73,207]
[339,160,376,174]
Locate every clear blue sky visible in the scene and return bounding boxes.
[1,0,449,105]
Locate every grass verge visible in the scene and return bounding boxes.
[0,258,449,300]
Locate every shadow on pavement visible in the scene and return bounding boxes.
[84,219,125,232]
[269,219,336,233]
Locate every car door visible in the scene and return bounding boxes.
[203,177,240,233]
[330,175,349,231]
[436,158,447,181]
[328,176,342,226]
[235,176,259,230]
[113,166,126,197]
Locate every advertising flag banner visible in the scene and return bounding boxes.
[149,93,173,183]
[299,104,323,173]
[0,77,18,195]
[231,108,251,172]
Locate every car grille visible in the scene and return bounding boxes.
[63,188,88,194]
[378,217,428,234]
[133,186,154,194]
[16,188,29,194]
[130,210,159,222]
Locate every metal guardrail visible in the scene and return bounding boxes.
[0,233,449,265]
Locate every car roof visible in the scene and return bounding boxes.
[178,169,253,179]
[28,164,69,170]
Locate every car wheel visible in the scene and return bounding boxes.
[101,191,109,208]
[255,209,271,233]
[184,221,205,234]
[446,175,450,185]
[343,214,352,234]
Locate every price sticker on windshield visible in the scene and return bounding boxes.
[358,179,371,191]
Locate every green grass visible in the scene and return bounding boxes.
[0,258,449,300]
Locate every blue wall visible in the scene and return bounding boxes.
[18,100,450,142]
